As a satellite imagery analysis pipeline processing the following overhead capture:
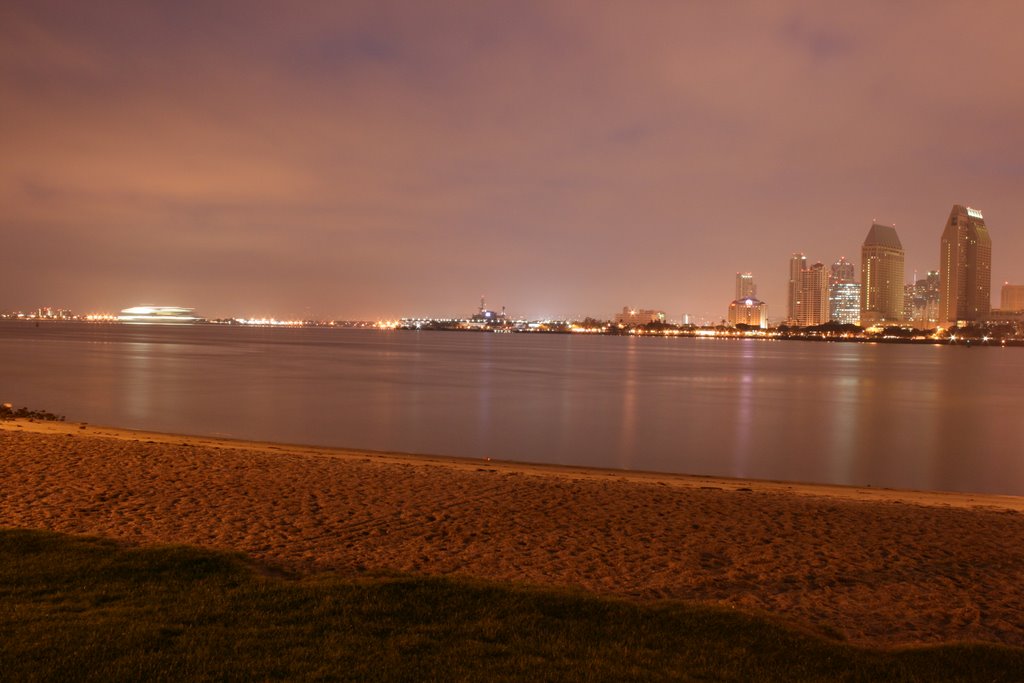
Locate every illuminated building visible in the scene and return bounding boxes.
[903,283,917,323]
[787,253,806,324]
[830,283,861,325]
[118,306,198,324]
[828,257,858,324]
[921,271,940,326]
[728,297,768,328]
[735,272,756,300]
[860,223,905,325]
[903,271,940,327]
[1001,283,1024,312]
[796,262,829,326]
[940,205,992,324]
[829,257,855,285]
[614,307,666,326]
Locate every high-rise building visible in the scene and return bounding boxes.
[735,272,756,301]
[903,283,918,322]
[829,257,856,285]
[903,271,940,327]
[1001,283,1024,312]
[797,262,829,326]
[940,205,992,324]
[728,297,768,328]
[924,271,940,325]
[828,257,858,324]
[830,283,861,325]
[860,223,905,325]
[787,253,807,324]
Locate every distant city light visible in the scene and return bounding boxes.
[233,318,305,326]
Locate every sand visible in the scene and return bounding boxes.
[2,419,1023,648]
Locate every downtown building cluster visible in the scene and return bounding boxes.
[729,204,1014,330]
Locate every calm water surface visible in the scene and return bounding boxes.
[2,321,1023,495]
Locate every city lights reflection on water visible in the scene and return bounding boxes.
[2,321,1023,496]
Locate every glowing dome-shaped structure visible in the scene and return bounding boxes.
[118,306,199,324]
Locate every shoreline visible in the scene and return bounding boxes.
[3,418,1024,647]
[3,418,1022,512]
[4,318,1023,347]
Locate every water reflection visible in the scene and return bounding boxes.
[731,341,757,478]
[616,337,639,470]
[3,321,1024,495]
[826,375,859,486]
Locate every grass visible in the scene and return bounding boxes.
[1,529,1022,681]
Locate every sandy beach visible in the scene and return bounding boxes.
[2,419,1023,648]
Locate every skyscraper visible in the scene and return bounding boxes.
[830,283,861,325]
[923,270,940,325]
[787,253,806,324]
[829,257,856,285]
[939,205,992,324]
[735,272,756,300]
[796,262,829,326]
[860,223,905,325]
[904,271,940,327]
[828,257,860,324]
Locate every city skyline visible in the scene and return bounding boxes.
[4,3,1024,320]
[2,201,1012,325]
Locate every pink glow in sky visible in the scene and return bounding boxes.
[3,1,1024,321]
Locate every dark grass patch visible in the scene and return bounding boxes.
[0,405,64,421]
[1,529,1022,681]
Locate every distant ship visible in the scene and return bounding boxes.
[118,306,199,324]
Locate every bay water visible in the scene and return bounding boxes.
[2,321,1022,495]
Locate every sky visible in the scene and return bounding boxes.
[3,1,1024,322]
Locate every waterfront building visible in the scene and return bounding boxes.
[728,297,768,328]
[903,271,940,327]
[614,307,666,326]
[860,223,905,325]
[829,257,856,285]
[828,257,858,324]
[830,282,861,325]
[1001,283,1024,312]
[735,272,756,300]
[939,205,992,325]
[796,262,829,326]
[922,271,940,326]
[787,253,807,324]
[903,283,918,323]
[987,309,1024,323]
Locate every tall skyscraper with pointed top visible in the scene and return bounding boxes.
[939,205,992,325]
[860,223,905,325]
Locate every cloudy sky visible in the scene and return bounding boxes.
[3,1,1023,321]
